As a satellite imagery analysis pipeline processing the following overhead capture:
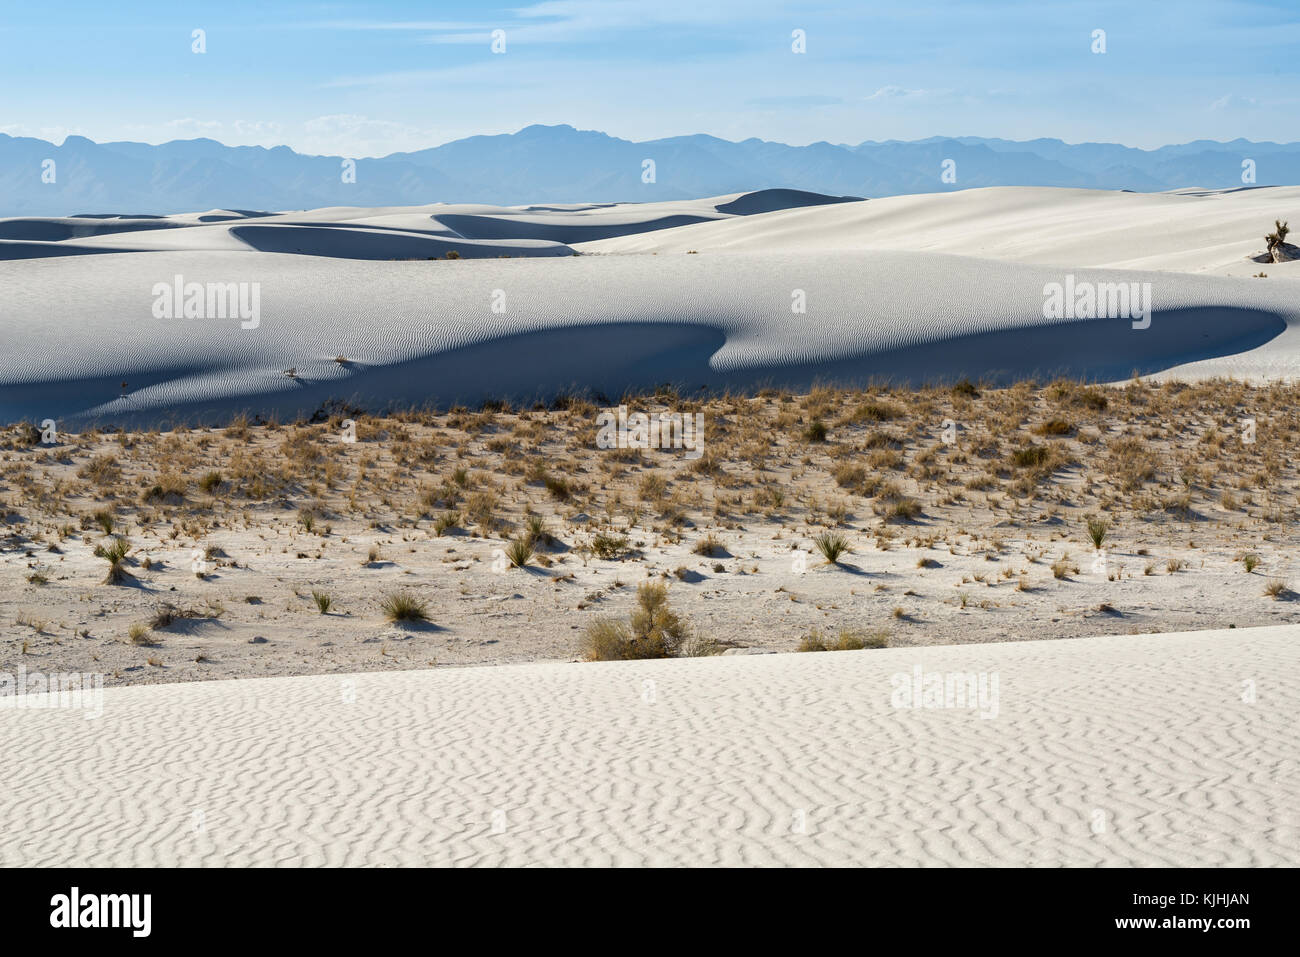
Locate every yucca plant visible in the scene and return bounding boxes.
[813,532,850,565]
[1085,516,1108,550]
[504,536,534,569]
[94,536,132,584]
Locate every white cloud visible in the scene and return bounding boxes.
[866,86,932,100]
[1208,93,1258,111]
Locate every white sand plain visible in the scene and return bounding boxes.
[2,624,1295,866]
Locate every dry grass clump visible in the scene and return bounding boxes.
[582,582,691,660]
[591,533,629,560]
[845,399,903,424]
[1106,435,1157,491]
[1050,557,1078,580]
[797,627,889,652]
[1264,579,1290,599]
[803,419,829,442]
[692,534,727,557]
[381,590,430,623]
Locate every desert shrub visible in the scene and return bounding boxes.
[465,491,498,530]
[94,536,132,584]
[504,536,534,568]
[1050,558,1077,580]
[692,534,726,557]
[813,532,850,564]
[543,475,571,500]
[834,463,867,488]
[1011,445,1051,469]
[92,509,116,535]
[1034,418,1074,436]
[798,627,888,652]
[381,590,429,623]
[78,454,120,486]
[582,582,690,660]
[847,400,903,423]
[1265,219,1290,251]
[638,473,667,501]
[591,533,629,560]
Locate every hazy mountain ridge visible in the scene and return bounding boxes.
[3,124,1298,216]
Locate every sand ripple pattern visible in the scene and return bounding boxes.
[2,625,1296,866]
[2,248,1297,425]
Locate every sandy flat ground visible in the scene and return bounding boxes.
[6,379,1299,684]
[2,624,1295,866]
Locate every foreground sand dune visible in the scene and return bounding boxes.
[2,625,1295,866]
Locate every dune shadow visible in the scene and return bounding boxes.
[11,301,1291,429]
[719,305,1289,390]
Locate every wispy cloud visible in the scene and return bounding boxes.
[1209,93,1259,111]
[866,86,945,101]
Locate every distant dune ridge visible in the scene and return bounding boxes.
[1,185,1299,425]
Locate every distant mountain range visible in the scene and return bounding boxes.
[3,124,1299,217]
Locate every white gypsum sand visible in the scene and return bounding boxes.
[1,624,1295,867]
[1,187,1299,425]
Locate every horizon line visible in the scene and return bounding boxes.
[4,124,1297,161]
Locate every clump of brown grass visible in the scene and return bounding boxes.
[798,627,888,652]
[582,581,691,660]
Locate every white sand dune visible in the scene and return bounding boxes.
[0,191,836,260]
[2,624,1295,866]
[582,185,1300,278]
[2,186,1298,424]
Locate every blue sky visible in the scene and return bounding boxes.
[2,0,1298,156]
